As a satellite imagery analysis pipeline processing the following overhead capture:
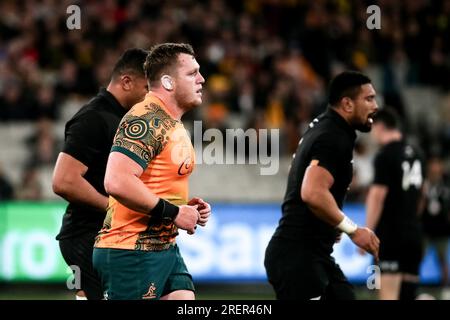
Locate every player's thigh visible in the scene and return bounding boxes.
[378,238,401,273]
[264,238,327,300]
[399,235,423,276]
[59,232,103,300]
[161,290,195,300]
[161,245,195,299]
[59,232,96,271]
[93,248,144,300]
[322,262,355,300]
[93,248,176,300]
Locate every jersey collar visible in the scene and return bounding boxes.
[98,88,127,116]
[147,92,181,122]
[326,108,357,141]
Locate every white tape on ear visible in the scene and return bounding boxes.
[161,76,173,90]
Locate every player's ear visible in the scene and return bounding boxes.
[121,75,133,91]
[342,97,354,113]
[161,75,173,91]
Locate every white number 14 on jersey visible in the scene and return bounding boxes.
[402,160,422,190]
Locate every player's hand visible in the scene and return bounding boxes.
[174,205,199,234]
[188,197,211,227]
[357,247,366,256]
[349,227,380,263]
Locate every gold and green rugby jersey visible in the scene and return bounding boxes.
[94,92,195,251]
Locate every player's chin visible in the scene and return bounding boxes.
[185,99,202,110]
[193,97,203,106]
[355,122,372,132]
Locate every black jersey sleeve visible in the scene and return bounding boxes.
[62,111,106,166]
[310,134,349,180]
[373,150,390,186]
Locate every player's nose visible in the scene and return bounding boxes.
[373,101,379,112]
[198,73,205,84]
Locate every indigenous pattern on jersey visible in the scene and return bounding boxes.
[94,93,195,251]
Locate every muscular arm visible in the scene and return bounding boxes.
[365,184,388,230]
[52,152,108,210]
[301,163,380,259]
[104,151,199,233]
[300,164,345,226]
[104,151,159,214]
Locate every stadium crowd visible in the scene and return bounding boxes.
[0,0,449,201]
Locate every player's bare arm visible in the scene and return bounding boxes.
[301,164,379,261]
[366,184,388,230]
[52,152,108,210]
[105,151,158,212]
[301,164,345,226]
[416,183,427,217]
[104,151,198,233]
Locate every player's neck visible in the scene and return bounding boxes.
[149,90,184,120]
[106,83,129,110]
[330,107,352,126]
[382,130,402,145]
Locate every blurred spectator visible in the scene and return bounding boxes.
[0,0,447,127]
[0,80,36,121]
[420,156,450,299]
[0,0,448,201]
[0,163,14,201]
[349,140,374,202]
[25,117,58,167]
[36,84,59,120]
[15,164,42,200]
[203,74,231,133]
[54,60,81,98]
[439,94,450,158]
[382,49,409,121]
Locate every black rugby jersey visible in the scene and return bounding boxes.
[421,179,450,237]
[373,140,425,239]
[56,88,127,240]
[273,108,356,251]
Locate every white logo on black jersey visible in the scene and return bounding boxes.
[405,145,414,157]
[309,118,319,128]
